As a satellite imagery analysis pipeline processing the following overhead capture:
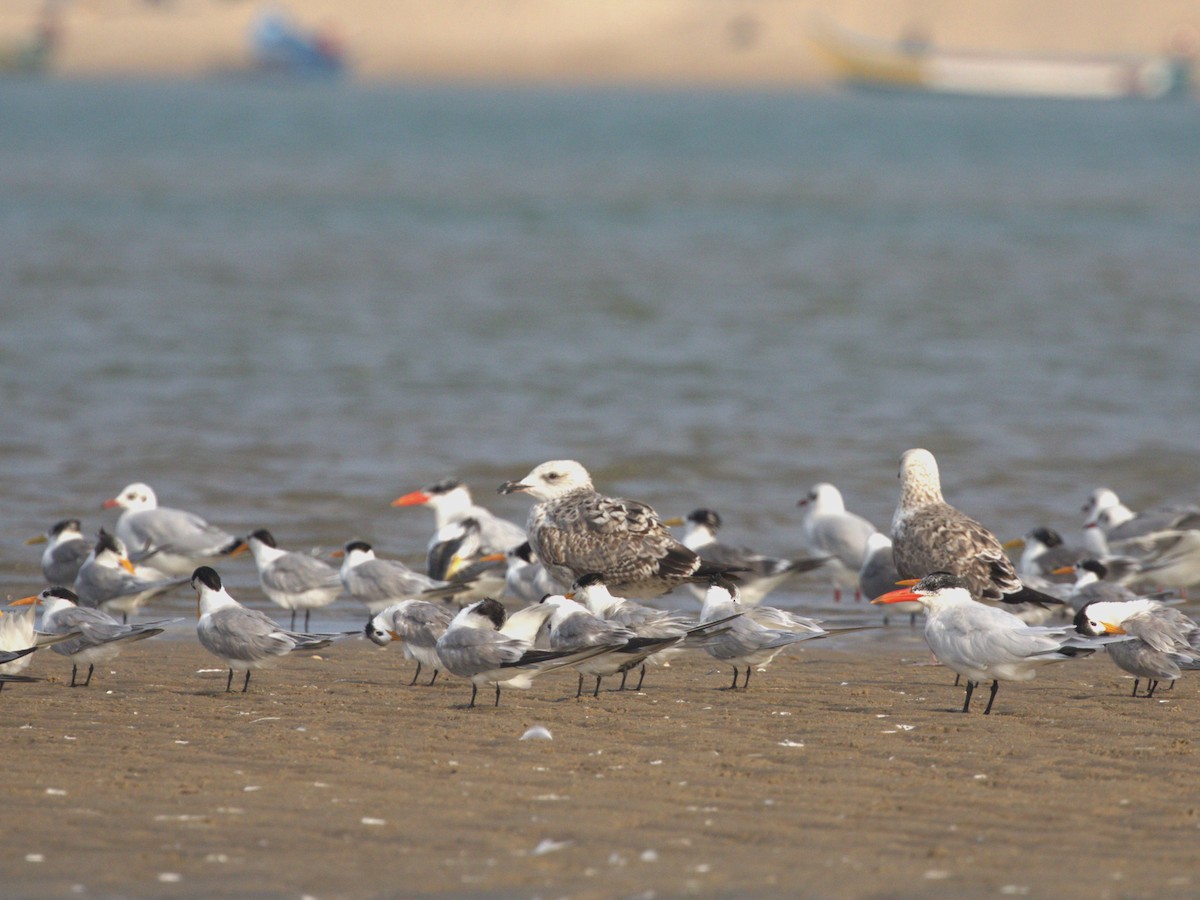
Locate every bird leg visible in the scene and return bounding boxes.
[409,661,423,686]
[618,670,629,691]
[428,669,439,687]
[1147,680,1160,698]
[304,609,312,631]
[729,667,740,690]
[468,684,478,708]
[743,666,753,689]
[70,664,79,687]
[83,664,94,687]
[982,680,999,715]
[494,684,502,707]
[1131,678,1140,697]
[593,676,603,698]
[242,671,252,693]
[225,668,234,692]
[290,609,297,630]
[962,680,976,713]
[576,673,585,699]
[635,664,647,692]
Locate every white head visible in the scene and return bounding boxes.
[897,448,944,509]
[191,565,238,615]
[1073,598,1154,637]
[570,573,621,616]
[92,529,136,574]
[104,482,158,512]
[339,540,377,571]
[1081,487,1121,523]
[12,586,80,617]
[392,478,473,519]
[798,482,846,516]
[1094,505,1136,533]
[499,460,594,502]
[700,577,741,620]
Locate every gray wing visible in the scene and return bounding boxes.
[810,513,877,568]
[552,611,633,649]
[263,553,342,595]
[347,560,439,603]
[1123,608,1199,654]
[73,561,188,606]
[435,626,525,677]
[392,601,454,650]
[124,507,238,559]
[45,539,93,584]
[199,607,295,663]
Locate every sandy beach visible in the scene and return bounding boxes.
[4,629,1198,897]
[3,0,1199,84]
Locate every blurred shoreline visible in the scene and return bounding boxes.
[3,0,1198,86]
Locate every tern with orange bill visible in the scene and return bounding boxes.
[873,572,1118,715]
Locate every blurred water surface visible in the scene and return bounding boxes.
[2,81,1198,628]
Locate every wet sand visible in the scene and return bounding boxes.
[3,630,1198,897]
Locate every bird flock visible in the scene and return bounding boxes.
[9,451,1200,714]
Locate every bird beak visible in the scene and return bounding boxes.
[391,490,429,507]
[563,592,575,600]
[120,557,137,575]
[661,516,684,527]
[1050,565,1074,576]
[1101,621,1126,635]
[497,481,530,495]
[871,583,921,605]
[196,594,202,620]
[1001,537,1025,550]
[386,629,401,641]
[227,541,249,558]
[102,497,121,509]
[479,553,506,563]
[25,534,48,546]
[10,595,40,607]
[330,549,346,559]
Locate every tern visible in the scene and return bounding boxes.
[192,566,337,693]
[336,540,443,616]
[12,587,171,687]
[246,529,343,630]
[677,508,827,606]
[434,597,611,708]
[103,482,245,575]
[1074,598,1200,697]
[73,528,190,621]
[365,600,455,686]
[797,483,879,602]
[698,578,846,690]
[872,572,1111,715]
[392,477,526,578]
[26,518,93,586]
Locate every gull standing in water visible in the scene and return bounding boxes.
[246,529,343,631]
[365,600,455,686]
[392,478,526,578]
[499,460,734,599]
[12,587,171,687]
[73,529,190,622]
[1074,598,1200,697]
[26,518,93,586]
[677,509,827,606]
[434,597,610,708]
[873,572,1110,715]
[797,483,878,602]
[103,482,245,575]
[192,566,337,693]
[336,540,443,616]
[891,449,1060,611]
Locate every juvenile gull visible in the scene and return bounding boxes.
[678,509,827,606]
[12,587,170,688]
[797,483,878,602]
[192,566,337,694]
[498,460,734,599]
[26,518,93,586]
[103,482,244,575]
[890,448,1059,610]
[246,529,343,631]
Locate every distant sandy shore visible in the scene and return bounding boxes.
[4,632,1199,896]
[3,0,1199,85]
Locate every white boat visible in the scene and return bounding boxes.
[810,19,1192,100]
